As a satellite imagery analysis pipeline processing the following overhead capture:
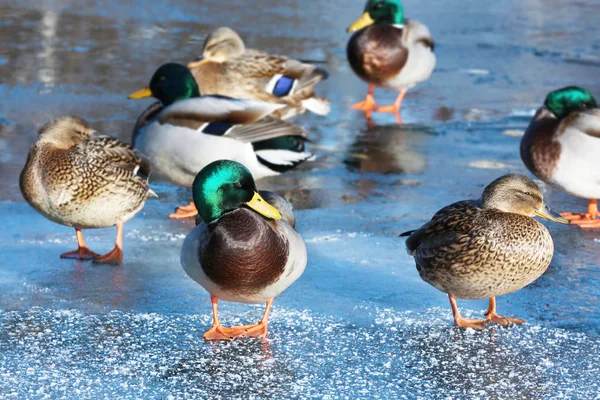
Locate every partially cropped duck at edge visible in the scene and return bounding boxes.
[20,116,154,265]
[187,27,330,120]
[129,63,313,219]
[401,174,568,329]
[521,86,600,229]
[181,160,307,340]
[346,0,435,122]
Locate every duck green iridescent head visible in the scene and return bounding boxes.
[128,63,200,107]
[347,0,405,32]
[544,86,598,119]
[192,160,282,224]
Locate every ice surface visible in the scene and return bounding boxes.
[1,0,600,398]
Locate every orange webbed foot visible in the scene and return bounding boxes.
[60,247,100,261]
[169,202,198,219]
[485,312,525,326]
[454,317,488,330]
[242,322,269,338]
[93,246,123,265]
[203,324,250,341]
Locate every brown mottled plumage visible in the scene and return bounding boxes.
[402,174,568,329]
[187,27,329,119]
[20,116,153,264]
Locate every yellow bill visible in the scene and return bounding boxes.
[128,87,153,99]
[245,192,282,220]
[347,12,375,32]
[534,204,569,224]
[187,57,208,69]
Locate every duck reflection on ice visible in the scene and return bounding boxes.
[344,123,436,175]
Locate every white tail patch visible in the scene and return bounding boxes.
[255,149,313,166]
[302,98,331,115]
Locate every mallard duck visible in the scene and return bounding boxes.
[346,0,435,121]
[187,27,330,120]
[19,116,153,265]
[128,63,313,219]
[180,160,307,340]
[521,86,600,228]
[401,174,568,329]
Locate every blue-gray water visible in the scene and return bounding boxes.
[1,0,599,398]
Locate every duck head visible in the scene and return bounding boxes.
[37,116,95,149]
[192,160,282,224]
[481,174,568,224]
[348,0,405,32]
[544,86,598,119]
[188,27,245,67]
[128,63,200,106]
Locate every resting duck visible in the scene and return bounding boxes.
[401,174,568,329]
[521,86,600,228]
[187,27,330,120]
[19,116,153,265]
[181,160,307,340]
[129,63,313,219]
[346,0,435,122]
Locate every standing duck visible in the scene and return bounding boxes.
[129,63,313,219]
[19,116,153,265]
[181,160,307,340]
[401,174,568,329]
[187,27,330,120]
[346,0,435,122]
[521,86,600,228]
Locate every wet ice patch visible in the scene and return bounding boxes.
[0,307,598,399]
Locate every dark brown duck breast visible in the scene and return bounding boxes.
[347,25,408,86]
[201,208,289,295]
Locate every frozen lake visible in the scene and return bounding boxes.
[1,0,599,398]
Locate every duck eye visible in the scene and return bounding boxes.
[234,182,242,188]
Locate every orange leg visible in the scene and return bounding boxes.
[484,297,525,326]
[60,228,100,260]
[449,294,487,330]
[350,85,377,117]
[375,89,406,123]
[242,299,274,338]
[203,295,249,341]
[562,199,600,228]
[169,201,198,220]
[94,222,124,265]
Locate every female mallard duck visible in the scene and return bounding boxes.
[187,27,330,120]
[401,174,568,329]
[521,86,600,229]
[181,160,307,340]
[128,63,313,219]
[346,0,435,121]
[19,116,153,265]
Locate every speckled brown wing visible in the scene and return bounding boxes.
[200,208,289,296]
[347,25,408,86]
[405,201,554,299]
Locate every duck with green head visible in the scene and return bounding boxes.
[186,27,330,120]
[128,63,313,219]
[180,160,307,340]
[401,174,568,329]
[521,86,600,228]
[346,0,435,122]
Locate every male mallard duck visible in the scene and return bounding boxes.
[129,63,313,219]
[521,86,600,228]
[187,27,330,120]
[346,0,435,121]
[401,174,568,329]
[181,160,307,340]
[19,116,153,265]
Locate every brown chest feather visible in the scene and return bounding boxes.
[201,209,289,294]
[347,25,407,85]
[520,108,561,181]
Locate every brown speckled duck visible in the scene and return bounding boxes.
[187,27,330,120]
[20,116,153,265]
[180,160,307,341]
[401,174,568,329]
